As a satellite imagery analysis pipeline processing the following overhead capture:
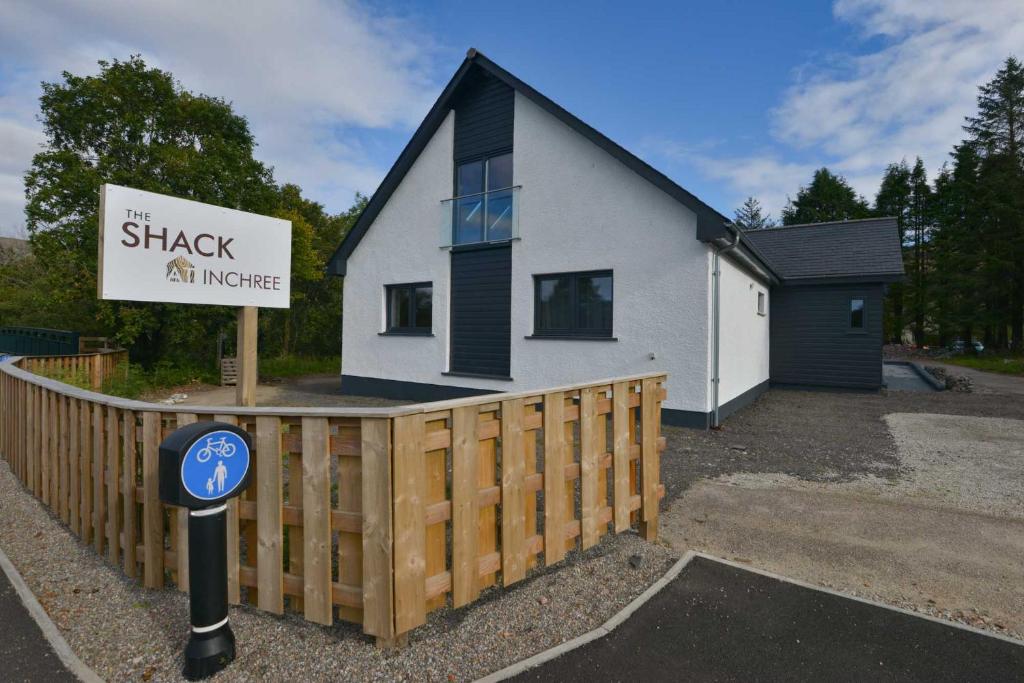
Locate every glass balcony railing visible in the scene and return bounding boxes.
[440,186,520,248]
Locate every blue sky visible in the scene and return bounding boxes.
[1,1,1023,236]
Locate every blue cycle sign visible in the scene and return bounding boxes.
[180,430,250,501]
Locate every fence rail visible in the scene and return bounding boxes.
[19,349,128,391]
[0,355,665,644]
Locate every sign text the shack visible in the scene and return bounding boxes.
[98,184,292,307]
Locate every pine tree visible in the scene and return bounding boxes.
[963,56,1024,349]
[907,158,932,346]
[874,161,912,342]
[733,196,776,230]
[781,168,871,225]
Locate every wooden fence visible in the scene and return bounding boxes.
[19,349,128,391]
[0,355,665,644]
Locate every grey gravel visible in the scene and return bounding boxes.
[659,386,1024,503]
[0,460,676,682]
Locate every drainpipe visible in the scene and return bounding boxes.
[711,227,741,428]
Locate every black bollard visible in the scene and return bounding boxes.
[159,422,252,681]
[184,504,235,680]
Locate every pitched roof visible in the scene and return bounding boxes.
[327,49,735,276]
[742,217,904,283]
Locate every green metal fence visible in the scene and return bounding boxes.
[0,327,80,356]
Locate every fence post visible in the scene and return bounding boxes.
[640,378,660,541]
[90,354,103,391]
[360,417,396,644]
[391,413,425,638]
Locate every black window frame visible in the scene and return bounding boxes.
[849,297,866,332]
[384,282,433,335]
[451,151,515,246]
[531,270,614,339]
[757,291,766,316]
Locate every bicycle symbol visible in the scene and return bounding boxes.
[195,436,237,463]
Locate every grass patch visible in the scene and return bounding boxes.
[944,355,1024,376]
[260,355,339,379]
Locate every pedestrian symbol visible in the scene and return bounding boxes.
[180,430,250,501]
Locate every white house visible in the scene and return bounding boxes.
[327,50,903,427]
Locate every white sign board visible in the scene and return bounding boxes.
[98,184,291,308]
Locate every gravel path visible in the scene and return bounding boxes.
[0,460,676,682]
[659,386,1024,503]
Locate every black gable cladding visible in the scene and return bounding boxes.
[453,69,514,162]
[447,67,514,379]
[449,244,512,378]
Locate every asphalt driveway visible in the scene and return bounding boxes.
[511,556,1024,682]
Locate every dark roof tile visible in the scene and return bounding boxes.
[742,218,904,282]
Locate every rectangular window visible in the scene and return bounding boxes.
[757,291,766,316]
[453,152,514,245]
[850,298,865,329]
[534,270,613,338]
[385,282,432,334]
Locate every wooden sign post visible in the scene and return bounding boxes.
[236,307,258,407]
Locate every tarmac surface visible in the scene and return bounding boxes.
[0,561,76,682]
[511,556,1024,682]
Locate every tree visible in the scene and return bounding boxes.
[733,196,776,230]
[907,158,933,345]
[963,56,1024,349]
[23,56,278,365]
[874,160,912,342]
[781,168,871,225]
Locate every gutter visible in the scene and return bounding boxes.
[710,227,741,428]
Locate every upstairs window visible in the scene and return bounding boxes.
[386,282,432,334]
[757,291,766,316]
[534,270,613,338]
[453,152,514,245]
[850,298,865,329]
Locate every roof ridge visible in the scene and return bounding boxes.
[747,217,896,233]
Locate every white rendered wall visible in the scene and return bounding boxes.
[341,111,454,382]
[506,92,711,413]
[342,94,714,414]
[717,255,770,404]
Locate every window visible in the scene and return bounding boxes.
[453,152,514,245]
[757,291,766,316]
[385,283,432,334]
[533,270,613,338]
[850,298,865,329]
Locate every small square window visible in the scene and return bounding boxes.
[385,283,432,334]
[534,270,613,338]
[850,298,865,329]
[757,291,766,316]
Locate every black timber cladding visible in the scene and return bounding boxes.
[449,245,512,377]
[769,283,885,389]
[453,70,514,162]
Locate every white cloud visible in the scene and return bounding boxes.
[683,0,1024,220]
[0,0,444,236]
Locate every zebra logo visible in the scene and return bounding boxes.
[166,255,195,283]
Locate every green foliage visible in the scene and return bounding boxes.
[943,354,1024,376]
[3,55,366,373]
[781,168,871,225]
[21,56,277,366]
[259,355,340,379]
[924,57,1024,350]
[733,196,776,230]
